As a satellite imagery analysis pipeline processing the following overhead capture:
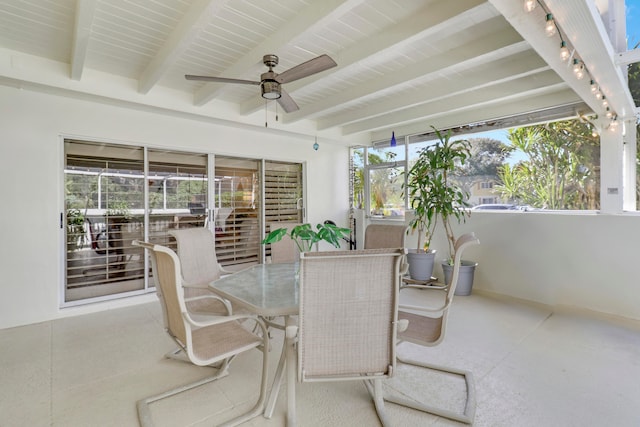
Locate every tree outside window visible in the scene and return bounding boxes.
[350,118,609,216]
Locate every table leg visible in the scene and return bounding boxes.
[264,315,290,418]
[285,316,297,427]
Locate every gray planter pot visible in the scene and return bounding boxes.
[406,249,436,281]
[442,260,477,296]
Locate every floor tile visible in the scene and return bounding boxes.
[2,295,640,427]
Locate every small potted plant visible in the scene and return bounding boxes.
[404,126,472,283]
[262,222,351,253]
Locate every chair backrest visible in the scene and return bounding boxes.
[267,222,301,263]
[398,232,480,347]
[297,248,404,381]
[364,224,408,249]
[168,228,224,287]
[135,241,188,346]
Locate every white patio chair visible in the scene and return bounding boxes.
[285,248,406,427]
[364,223,408,249]
[364,223,409,277]
[266,222,301,263]
[382,232,480,424]
[168,228,233,315]
[132,240,269,427]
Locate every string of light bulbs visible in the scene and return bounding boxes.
[524,0,619,131]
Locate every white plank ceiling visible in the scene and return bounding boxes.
[0,0,634,144]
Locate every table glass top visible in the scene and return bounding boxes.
[209,263,298,316]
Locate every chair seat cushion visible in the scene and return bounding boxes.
[191,321,262,361]
[398,310,443,344]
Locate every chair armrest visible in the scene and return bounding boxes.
[285,325,299,339]
[401,283,447,291]
[399,294,453,314]
[396,319,409,333]
[219,264,234,276]
[399,260,409,276]
[184,294,232,315]
[183,311,264,329]
[182,280,209,289]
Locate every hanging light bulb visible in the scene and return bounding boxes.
[559,41,570,61]
[572,59,584,79]
[524,0,537,12]
[609,118,619,131]
[545,14,556,37]
[590,80,598,93]
[605,107,613,119]
[601,96,608,108]
[595,90,603,100]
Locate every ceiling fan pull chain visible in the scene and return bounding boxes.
[265,100,268,128]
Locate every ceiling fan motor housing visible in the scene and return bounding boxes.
[263,54,279,68]
[261,80,281,99]
[261,69,281,99]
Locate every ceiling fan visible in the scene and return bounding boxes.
[185,54,337,113]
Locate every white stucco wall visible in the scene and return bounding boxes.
[0,85,350,329]
[2,84,640,329]
[411,211,640,321]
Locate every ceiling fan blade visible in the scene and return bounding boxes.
[185,75,260,85]
[277,88,299,113]
[276,54,337,84]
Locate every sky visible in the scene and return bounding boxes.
[464,1,640,164]
[627,0,640,48]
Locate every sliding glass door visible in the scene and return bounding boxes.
[213,156,261,268]
[64,140,146,302]
[63,140,304,305]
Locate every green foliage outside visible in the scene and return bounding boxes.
[367,150,404,215]
[351,117,620,215]
[636,120,640,210]
[630,49,640,210]
[629,42,640,108]
[496,120,600,209]
[351,148,404,216]
[351,148,365,210]
[457,137,513,197]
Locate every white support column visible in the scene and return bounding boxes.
[598,117,625,213]
[622,118,637,211]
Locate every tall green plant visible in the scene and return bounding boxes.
[405,127,471,259]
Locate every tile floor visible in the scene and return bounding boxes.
[2,292,640,427]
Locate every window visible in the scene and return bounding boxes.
[351,142,406,218]
[64,140,304,305]
[351,118,604,216]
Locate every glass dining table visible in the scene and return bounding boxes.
[209,262,298,419]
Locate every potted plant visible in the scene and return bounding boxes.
[262,222,351,253]
[404,126,473,286]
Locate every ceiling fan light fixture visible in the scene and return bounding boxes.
[261,80,281,99]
